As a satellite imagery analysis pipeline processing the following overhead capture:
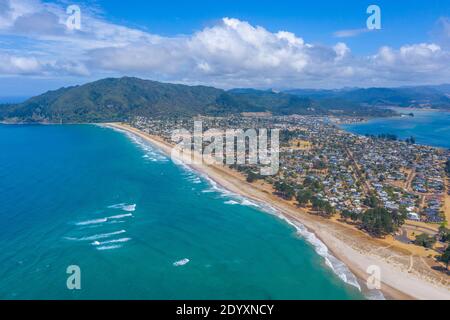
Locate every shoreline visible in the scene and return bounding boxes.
[104,122,450,300]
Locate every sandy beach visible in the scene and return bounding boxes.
[106,122,450,300]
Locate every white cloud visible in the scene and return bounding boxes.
[333,28,371,38]
[1,0,450,88]
[333,42,350,61]
[0,52,42,74]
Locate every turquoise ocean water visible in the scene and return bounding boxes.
[0,124,365,300]
[341,109,450,149]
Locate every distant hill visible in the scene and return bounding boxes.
[285,85,450,109]
[0,77,398,123]
[0,77,223,123]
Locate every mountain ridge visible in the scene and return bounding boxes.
[3,77,448,123]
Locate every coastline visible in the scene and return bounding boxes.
[105,122,450,300]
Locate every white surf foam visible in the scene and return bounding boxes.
[173,258,190,267]
[126,132,168,162]
[76,218,108,226]
[224,200,239,205]
[108,203,136,212]
[365,289,386,300]
[108,220,125,224]
[270,208,363,292]
[91,237,131,246]
[75,213,133,226]
[101,125,168,162]
[240,199,259,207]
[96,244,122,251]
[108,213,133,219]
[65,230,126,241]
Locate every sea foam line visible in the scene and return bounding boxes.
[65,230,126,241]
[96,244,122,251]
[107,203,136,212]
[92,237,131,246]
[75,213,133,226]
[100,125,168,162]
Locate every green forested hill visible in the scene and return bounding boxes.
[0,77,396,123]
[285,85,450,109]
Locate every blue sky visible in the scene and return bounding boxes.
[1,0,450,97]
[97,0,448,52]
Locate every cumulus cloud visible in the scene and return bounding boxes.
[0,52,42,74]
[371,43,450,80]
[1,0,450,88]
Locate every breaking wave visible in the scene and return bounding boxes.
[75,218,108,226]
[65,230,126,241]
[224,200,239,205]
[96,245,122,251]
[75,213,133,226]
[108,203,136,212]
[106,125,167,162]
[91,237,131,246]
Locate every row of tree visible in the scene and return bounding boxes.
[414,225,450,270]
[274,181,296,200]
[414,233,436,248]
[404,136,416,144]
[365,133,398,141]
[341,207,405,237]
[440,246,450,270]
[364,133,416,144]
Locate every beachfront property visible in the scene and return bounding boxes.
[130,115,450,249]
[131,115,449,219]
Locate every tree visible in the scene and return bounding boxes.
[341,210,352,221]
[311,196,322,210]
[414,233,436,249]
[350,211,360,222]
[440,246,450,270]
[311,197,334,217]
[296,189,312,207]
[378,133,397,141]
[303,177,323,192]
[360,207,395,237]
[274,181,296,200]
[364,192,380,208]
[405,136,416,144]
[438,225,450,243]
[323,202,335,217]
[446,159,450,176]
[393,208,407,227]
[246,171,259,183]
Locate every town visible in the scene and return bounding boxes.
[130,114,450,270]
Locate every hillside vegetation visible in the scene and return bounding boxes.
[0,77,400,123]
